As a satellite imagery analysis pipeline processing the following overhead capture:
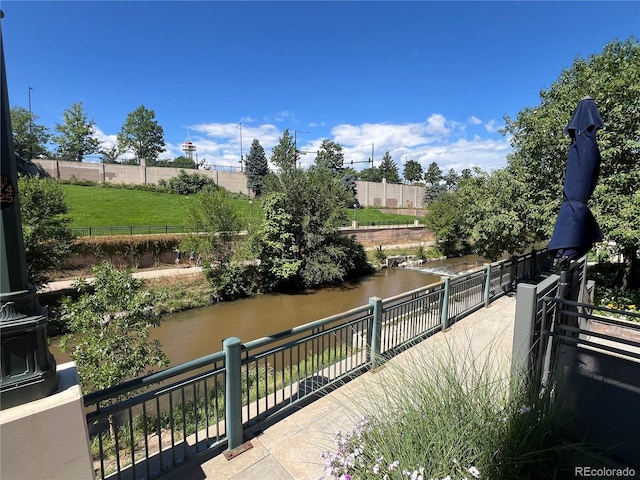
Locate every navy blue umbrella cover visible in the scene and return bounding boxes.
[548,96,604,261]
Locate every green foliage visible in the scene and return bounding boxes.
[181,187,241,266]
[314,139,345,177]
[402,159,423,183]
[374,245,387,263]
[378,151,401,184]
[52,102,101,162]
[10,106,51,159]
[18,174,75,286]
[443,167,459,190]
[424,183,446,205]
[424,161,443,185]
[503,38,640,289]
[424,191,469,256]
[359,166,382,183]
[255,167,369,290]
[245,138,269,196]
[117,105,166,164]
[463,169,532,261]
[165,169,217,195]
[59,263,169,395]
[270,128,296,171]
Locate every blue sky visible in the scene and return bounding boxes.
[3,1,639,173]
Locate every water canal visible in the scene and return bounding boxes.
[50,251,498,368]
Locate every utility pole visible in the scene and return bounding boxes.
[237,122,243,172]
[28,86,33,160]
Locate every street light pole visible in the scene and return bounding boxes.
[28,86,33,160]
[294,130,309,168]
[238,122,243,172]
[1,10,58,409]
[362,143,374,167]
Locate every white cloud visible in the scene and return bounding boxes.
[94,116,511,174]
[468,116,482,125]
[425,114,451,136]
[484,119,502,133]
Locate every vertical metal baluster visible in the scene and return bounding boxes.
[128,408,135,479]
[181,387,187,459]
[143,402,150,479]
[156,396,163,471]
[169,393,175,467]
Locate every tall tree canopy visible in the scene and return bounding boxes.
[403,160,423,183]
[424,162,443,186]
[10,106,50,160]
[503,37,640,289]
[270,129,297,171]
[314,139,345,177]
[117,105,166,165]
[256,167,369,290]
[53,102,101,162]
[245,138,269,196]
[378,151,401,184]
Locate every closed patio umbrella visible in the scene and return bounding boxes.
[548,96,604,268]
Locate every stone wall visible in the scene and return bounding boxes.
[35,159,426,208]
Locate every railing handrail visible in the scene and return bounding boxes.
[83,350,225,406]
[84,246,550,480]
[243,304,372,352]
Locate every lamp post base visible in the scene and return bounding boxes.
[0,287,58,410]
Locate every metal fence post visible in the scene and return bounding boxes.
[483,264,491,307]
[223,336,243,451]
[440,277,450,330]
[512,283,537,377]
[510,255,518,290]
[368,297,383,368]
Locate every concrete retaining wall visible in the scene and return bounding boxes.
[35,160,426,208]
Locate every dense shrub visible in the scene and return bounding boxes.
[163,170,217,195]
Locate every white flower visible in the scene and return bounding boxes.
[389,460,400,471]
[442,476,452,480]
[519,405,532,414]
[469,466,480,478]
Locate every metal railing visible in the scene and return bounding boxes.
[85,248,548,479]
[70,225,196,237]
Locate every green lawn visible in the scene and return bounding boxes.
[61,184,419,229]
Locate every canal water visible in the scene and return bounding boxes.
[50,267,442,368]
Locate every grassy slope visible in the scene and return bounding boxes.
[62,184,419,228]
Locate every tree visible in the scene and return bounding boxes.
[18,174,75,287]
[341,166,359,207]
[59,263,169,442]
[424,162,443,186]
[245,138,269,196]
[181,188,246,300]
[359,167,382,183]
[270,128,297,171]
[503,38,640,289]
[403,160,423,183]
[315,139,344,177]
[171,156,197,169]
[443,168,459,190]
[462,169,532,261]
[378,151,401,183]
[424,183,446,205]
[424,190,468,256]
[256,167,369,290]
[10,106,50,160]
[52,102,101,162]
[117,105,166,165]
[99,144,120,164]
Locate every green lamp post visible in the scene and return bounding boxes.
[0,11,58,410]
